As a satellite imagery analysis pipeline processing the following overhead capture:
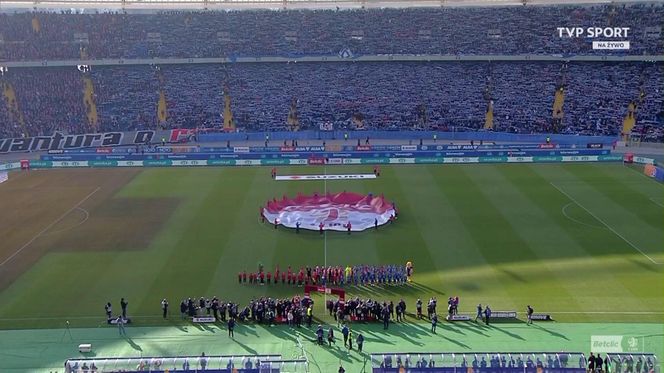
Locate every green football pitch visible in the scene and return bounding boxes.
[0,162,662,332]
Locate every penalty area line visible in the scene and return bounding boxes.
[550,182,661,265]
[0,187,100,267]
[561,203,606,230]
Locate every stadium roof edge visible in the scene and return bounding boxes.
[0,0,659,12]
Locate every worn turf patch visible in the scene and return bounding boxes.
[48,197,179,251]
[0,169,142,291]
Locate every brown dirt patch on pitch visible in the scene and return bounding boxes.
[47,197,178,251]
[0,168,178,291]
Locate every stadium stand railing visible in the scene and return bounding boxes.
[369,352,659,373]
[604,353,660,373]
[64,354,308,372]
[370,352,586,373]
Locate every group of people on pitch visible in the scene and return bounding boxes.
[103,298,129,323]
[238,264,408,287]
[315,323,366,354]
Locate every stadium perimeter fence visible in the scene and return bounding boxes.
[64,354,308,372]
[369,352,659,373]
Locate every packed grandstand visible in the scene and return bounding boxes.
[0,5,662,59]
[0,62,662,140]
[0,3,663,142]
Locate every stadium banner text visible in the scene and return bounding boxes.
[0,129,195,154]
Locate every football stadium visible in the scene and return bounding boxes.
[0,0,663,372]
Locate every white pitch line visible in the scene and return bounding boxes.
[561,203,605,229]
[0,187,100,267]
[550,182,661,265]
[649,197,664,208]
[43,207,90,236]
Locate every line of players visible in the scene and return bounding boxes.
[238,264,410,287]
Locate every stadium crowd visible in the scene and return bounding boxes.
[1,62,662,140]
[0,4,662,60]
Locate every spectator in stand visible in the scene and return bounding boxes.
[1,62,662,140]
[1,5,661,61]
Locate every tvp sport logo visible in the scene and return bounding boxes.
[557,27,630,50]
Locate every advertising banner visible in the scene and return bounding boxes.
[261,159,289,165]
[562,156,598,162]
[507,156,534,163]
[143,159,172,167]
[443,157,479,163]
[52,161,88,167]
[89,160,118,167]
[172,160,206,166]
[591,336,643,353]
[117,160,143,167]
[40,149,608,162]
[491,311,517,318]
[233,146,250,153]
[0,130,176,154]
[415,157,444,164]
[207,159,235,166]
[0,162,22,170]
[479,157,508,163]
[634,157,655,165]
[236,160,262,166]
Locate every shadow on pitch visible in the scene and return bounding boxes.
[498,268,528,283]
[531,324,569,340]
[628,258,660,273]
[125,337,143,351]
[489,325,525,341]
[440,334,471,349]
[322,344,363,364]
[388,324,425,346]
[234,339,259,355]
[461,321,490,337]
[410,282,445,296]
[235,324,260,337]
[173,323,189,333]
